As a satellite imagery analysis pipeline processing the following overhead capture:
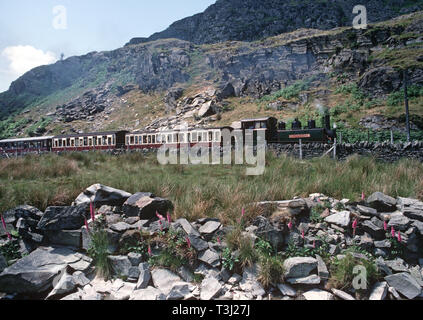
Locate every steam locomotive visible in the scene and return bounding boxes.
[0,115,336,155]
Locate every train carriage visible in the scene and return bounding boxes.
[0,136,53,155]
[51,131,128,152]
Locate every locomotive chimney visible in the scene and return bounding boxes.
[324,115,331,130]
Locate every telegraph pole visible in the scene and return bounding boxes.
[403,69,411,142]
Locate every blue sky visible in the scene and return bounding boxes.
[0,0,216,93]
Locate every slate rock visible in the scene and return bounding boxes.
[283,257,318,279]
[200,276,222,300]
[151,268,182,296]
[385,272,422,299]
[198,249,221,268]
[130,286,166,300]
[324,211,350,227]
[37,205,88,231]
[0,247,85,294]
[331,288,355,300]
[74,184,132,207]
[108,256,132,277]
[136,264,151,290]
[277,283,296,297]
[303,289,334,300]
[122,192,173,219]
[369,281,388,300]
[367,192,397,212]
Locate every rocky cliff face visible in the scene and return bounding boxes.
[0,10,422,137]
[127,0,423,45]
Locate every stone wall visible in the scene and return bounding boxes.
[268,141,423,162]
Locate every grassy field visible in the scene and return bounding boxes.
[1,152,423,224]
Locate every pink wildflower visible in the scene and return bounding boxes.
[90,201,95,222]
[391,227,395,238]
[186,237,191,249]
[148,245,152,256]
[156,211,165,221]
[159,220,163,231]
[397,231,402,243]
[288,221,293,230]
[384,220,388,231]
[352,219,358,235]
[84,217,90,234]
[301,230,305,239]
[313,240,316,249]
[1,214,11,240]
[167,212,172,224]
[361,192,365,201]
[217,236,221,245]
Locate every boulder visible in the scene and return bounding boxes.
[127,253,143,266]
[130,286,166,300]
[200,276,222,300]
[367,192,397,212]
[257,199,308,222]
[122,193,173,219]
[4,205,43,223]
[199,221,221,237]
[136,264,151,290]
[302,289,334,300]
[151,268,182,296]
[0,247,87,294]
[286,274,321,285]
[45,230,81,249]
[331,289,355,300]
[361,220,385,240]
[167,282,195,300]
[324,211,350,228]
[283,257,318,279]
[356,205,378,217]
[252,216,284,250]
[387,212,411,231]
[369,282,388,300]
[277,283,296,297]
[397,197,423,221]
[72,271,90,287]
[46,270,76,299]
[108,256,132,277]
[74,184,132,207]
[110,222,132,233]
[315,255,329,280]
[37,205,88,231]
[176,218,209,251]
[385,272,422,299]
[198,249,221,268]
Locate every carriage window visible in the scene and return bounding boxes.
[83,137,87,146]
[126,136,129,144]
[261,122,267,129]
[139,136,142,144]
[188,133,191,142]
[130,136,134,145]
[59,140,62,147]
[109,137,112,145]
[167,135,172,143]
[135,136,138,144]
[71,139,75,147]
[89,138,93,146]
[152,135,156,143]
[198,133,202,142]
[209,132,213,142]
[215,132,220,141]
[191,132,197,142]
[75,139,79,147]
[103,136,107,145]
[55,140,58,147]
[148,135,152,144]
[173,134,178,143]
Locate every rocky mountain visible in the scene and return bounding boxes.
[127,0,423,45]
[0,8,422,138]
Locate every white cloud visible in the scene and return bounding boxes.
[1,45,57,77]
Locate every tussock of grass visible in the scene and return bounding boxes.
[0,152,422,225]
[327,253,380,292]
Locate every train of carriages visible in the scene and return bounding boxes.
[0,116,336,155]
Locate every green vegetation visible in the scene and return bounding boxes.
[87,218,112,280]
[0,239,22,264]
[148,228,196,272]
[1,152,423,223]
[387,85,423,106]
[328,253,380,291]
[222,247,239,271]
[259,77,316,103]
